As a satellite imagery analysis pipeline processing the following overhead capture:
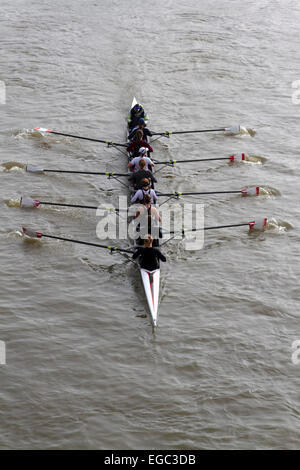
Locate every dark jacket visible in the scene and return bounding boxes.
[132,247,166,271]
[126,140,153,157]
[129,169,157,189]
[128,107,147,130]
[128,126,152,142]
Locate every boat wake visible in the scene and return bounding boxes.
[1,161,25,172]
[243,186,280,197]
[264,218,293,232]
[12,128,35,139]
[4,198,21,208]
[242,154,268,164]
[240,126,256,137]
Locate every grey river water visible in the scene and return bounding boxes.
[1,0,300,450]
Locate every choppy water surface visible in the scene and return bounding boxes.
[1,0,300,450]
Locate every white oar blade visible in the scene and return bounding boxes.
[20,196,40,208]
[26,164,44,173]
[34,127,52,133]
[22,227,42,238]
[241,186,260,196]
[224,125,240,135]
[229,153,246,162]
[249,218,268,230]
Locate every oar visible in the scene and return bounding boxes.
[160,218,268,246]
[26,165,128,177]
[22,227,133,254]
[20,196,122,212]
[167,218,268,234]
[151,125,241,136]
[154,153,246,165]
[34,127,127,148]
[157,186,261,197]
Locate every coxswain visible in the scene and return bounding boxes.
[128,103,148,130]
[130,179,158,204]
[128,118,152,142]
[128,158,157,189]
[134,193,162,246]
[127,129,153,157]
[132,234,166,271]
[128,147,154,173]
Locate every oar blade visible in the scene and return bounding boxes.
[249,218,268,230]
[20,196,40,208]
[22,227,42,238]
[26,164,44,173]
[241,186,260,196]
[34,127,52,133]
[229,153,246,162]
[224,125,240,135]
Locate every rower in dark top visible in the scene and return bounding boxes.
[128,158,157,189]
[128,103,148,131]
[128,118,152,143]
[127,129,153,157]
[132,234,166,271]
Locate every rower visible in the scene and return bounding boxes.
[128,103,148,130]
[128,118,152,142]
[128,158,157,189]
[132,234,166,271]
[134,193,162,246]
[128,147,154,173]
[127,129,153,157]
[130,179,158,204]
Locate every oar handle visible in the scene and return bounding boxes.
[38,201,121,211]
[203,223,249,231]
[154,157,230,165]
[42,169,128,177]
[39,201,98,210]
[41,233,133,253]
[157,190,242,196]
[49,131,127,147]
[152,128,225,136]
[167,222,250,235]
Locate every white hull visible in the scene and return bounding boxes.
[140,268,160,327]
[131,97,137,109]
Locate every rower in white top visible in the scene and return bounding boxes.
[130,178,158,204]
[128,147,155,172]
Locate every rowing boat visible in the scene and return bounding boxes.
[127,97,160,327]
[21,106,267,331]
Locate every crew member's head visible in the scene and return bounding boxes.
[133,104,142,114]
[144,234,153,248]
[141,178,150,190]
[138,158,146,170]
[135,129,143,141]
[139,146,148,157]
[143,193,152,205]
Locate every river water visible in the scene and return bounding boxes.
[1,0,300,450]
